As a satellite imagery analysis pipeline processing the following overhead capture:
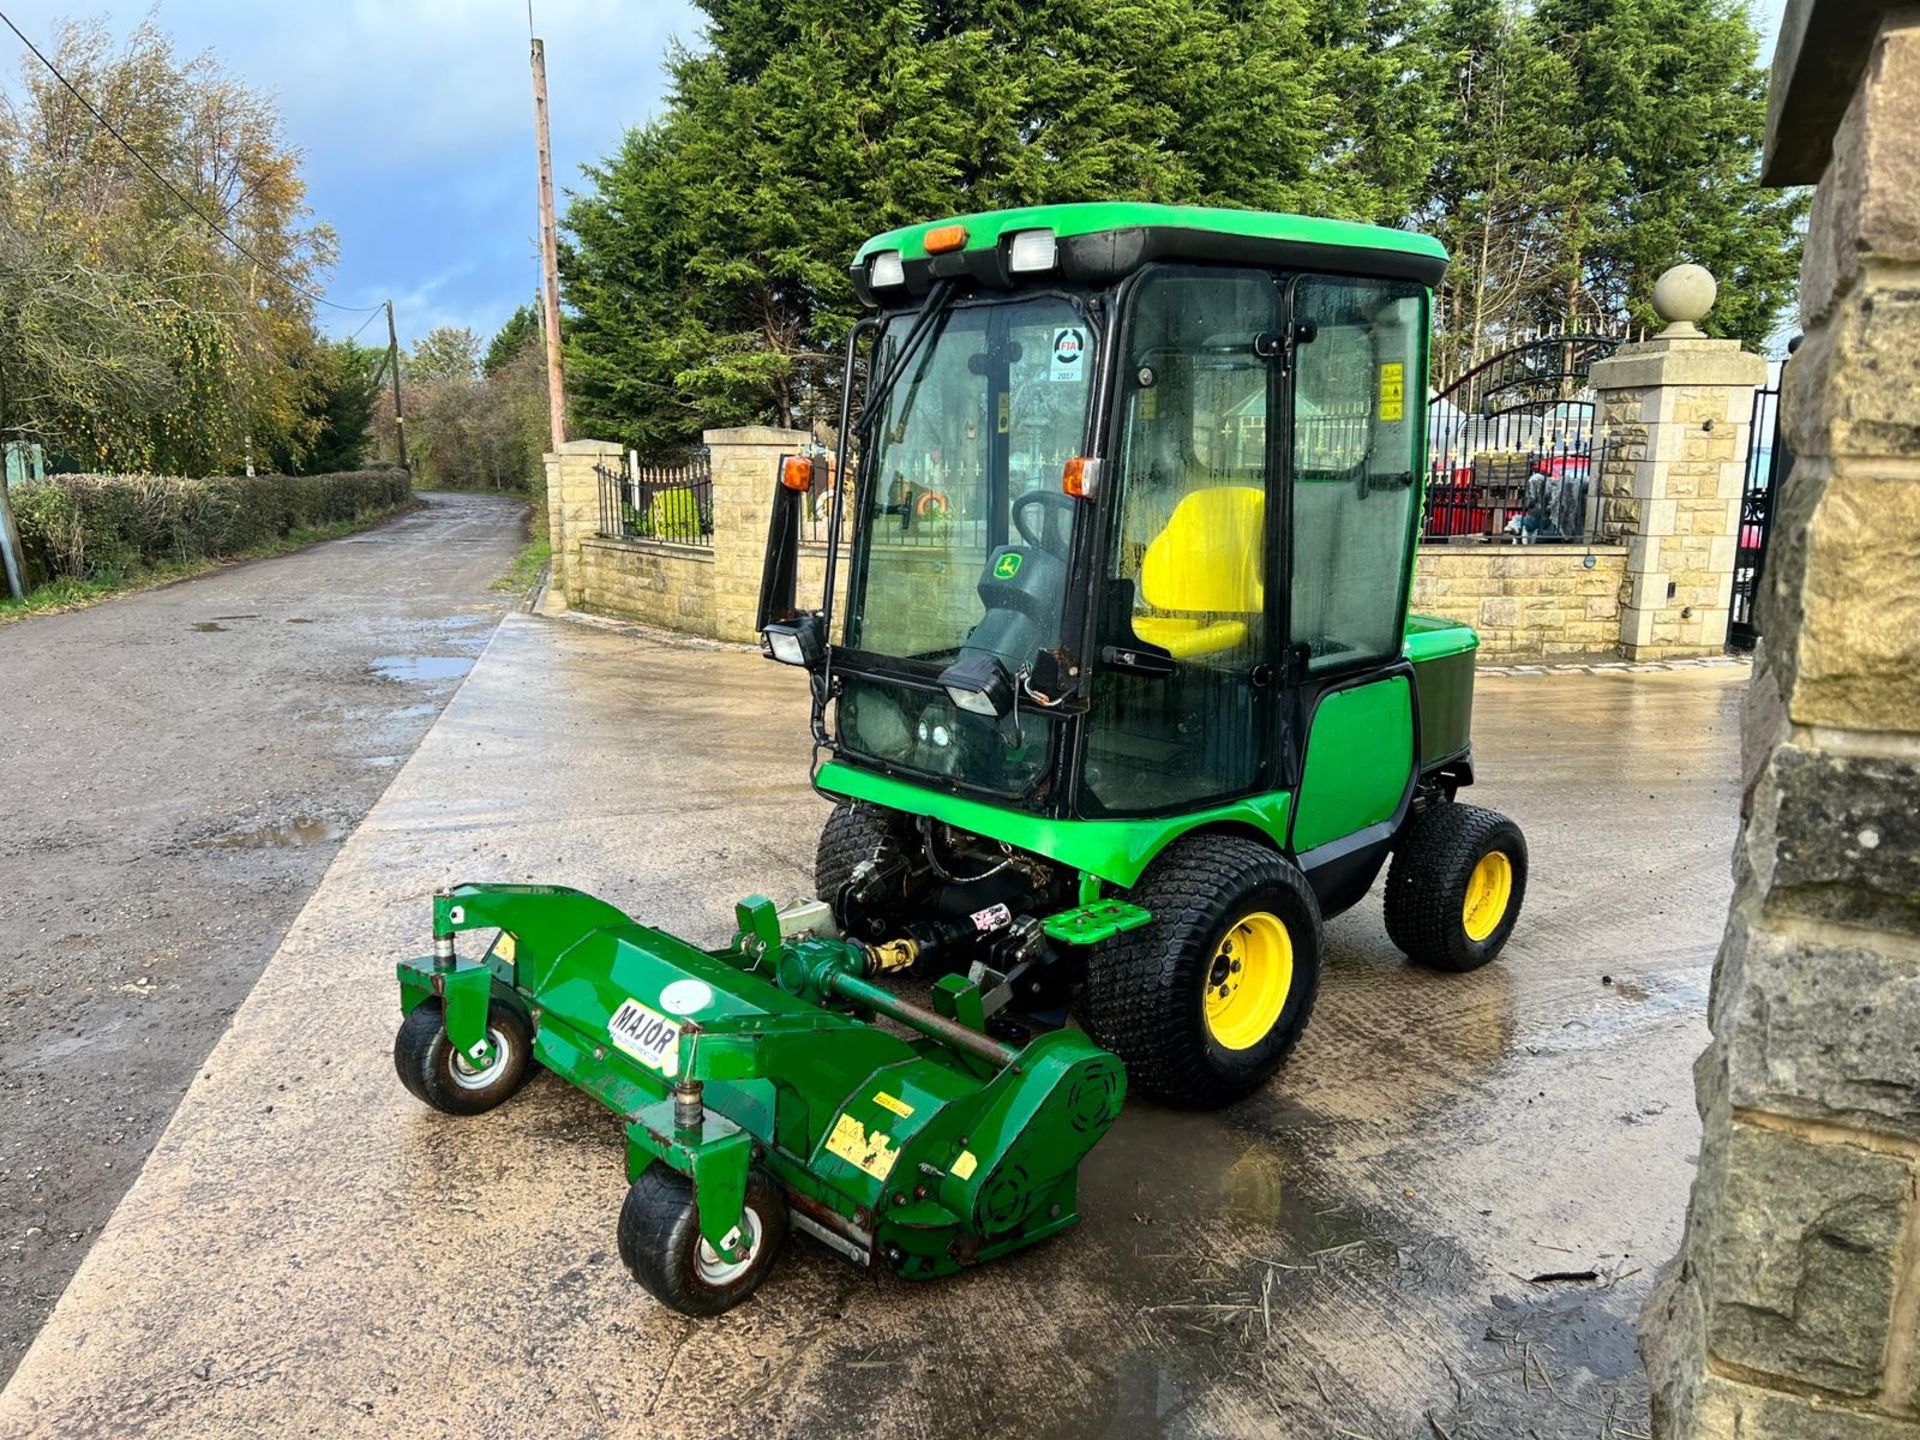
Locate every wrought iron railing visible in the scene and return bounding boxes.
[596,451,714,548]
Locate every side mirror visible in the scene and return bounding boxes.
[756,453,821,634]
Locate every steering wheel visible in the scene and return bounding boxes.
[1012,490,1077,559]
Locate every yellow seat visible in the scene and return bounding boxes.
[1134,486,1265,659]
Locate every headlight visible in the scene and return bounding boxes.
[1007,228,1057,274]
[869,250,906,289]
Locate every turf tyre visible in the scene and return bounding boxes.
[1383,802,1527,972]
[392,1000,534,1116]
[618,1164,788,1316]
[1081,835,1322,1108]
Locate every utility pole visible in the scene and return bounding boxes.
[385,298,409,470]
[530,36,568,452]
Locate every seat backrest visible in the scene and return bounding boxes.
[1139,485,1265,614]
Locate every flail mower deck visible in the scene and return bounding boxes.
[395,884,1125,1314]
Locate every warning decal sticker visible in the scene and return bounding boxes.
[1378,361,1405,422]
[826,1113,899,1181]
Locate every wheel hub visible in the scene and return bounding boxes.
[449,1025,512,1090]
[1203,911,1294,1051]
[695,1206,763,1285]
[1462,851,1513,942]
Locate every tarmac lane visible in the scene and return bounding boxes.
[0,491,529,1386]
[0,607,1746,1438]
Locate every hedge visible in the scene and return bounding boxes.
[10,467,413,587]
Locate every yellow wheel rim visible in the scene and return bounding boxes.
[1462,851,1513,943]
[1203,911,1293,1051]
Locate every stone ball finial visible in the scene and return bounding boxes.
[1652,263,1716,337]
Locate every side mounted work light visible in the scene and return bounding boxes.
[762,612,825,668]
[938,654,1015,719]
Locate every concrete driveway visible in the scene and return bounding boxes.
[0,611,1746,1439]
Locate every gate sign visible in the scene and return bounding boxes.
[1051,328,1085,382]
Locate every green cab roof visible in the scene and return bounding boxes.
[849,202,1448,301]
[855,202,1447,266]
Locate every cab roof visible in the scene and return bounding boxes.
[851,202,1449,304]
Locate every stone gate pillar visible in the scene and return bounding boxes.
[705,425,808,643]
[1589,270,1768,660]
[1640,5,1920,1436]
[542,438,624,613]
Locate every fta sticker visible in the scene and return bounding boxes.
[1051,327,1086,382]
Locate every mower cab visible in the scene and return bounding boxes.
[396,204,1529,1317]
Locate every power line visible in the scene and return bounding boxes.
[0,7,385,316]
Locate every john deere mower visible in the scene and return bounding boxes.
[394,203,1528,1316]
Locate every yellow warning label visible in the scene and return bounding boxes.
[997,392,1010,435]
[1379,362,1405,422]
[826,1113,899,1181]
[949,1149,979,1181]
[873,1091,915,1119]
[493,932,516,962]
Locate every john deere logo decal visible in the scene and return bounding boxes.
[994,553,1024,580]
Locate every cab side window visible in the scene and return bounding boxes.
[1288,278,1425,673]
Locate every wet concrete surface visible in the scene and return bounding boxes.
[0,492,528,1384]
[0,612,1746,1438]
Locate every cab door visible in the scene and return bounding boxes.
[1076,266,1287,819]
[1284,275,1429,861]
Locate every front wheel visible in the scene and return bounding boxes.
[1080,836,1323,1108]
[393,1000,534,1115]
[618,1164,788,1316]
[1383,802,1528,972]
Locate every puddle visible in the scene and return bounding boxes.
[211,614,260,621]
[190,623,226,633]
[361,754,401,769]
[371,654,474,684]
[197,817,346,849]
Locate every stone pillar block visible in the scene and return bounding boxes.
[703,425,809,643]
[1591,336,1767,660]
[542,438,624,613]
[1644,7,1920,1436]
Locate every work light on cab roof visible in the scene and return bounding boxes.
[389,201,1530,1322]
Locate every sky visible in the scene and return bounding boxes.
[0,0,706,349]
[0,0,1789,354]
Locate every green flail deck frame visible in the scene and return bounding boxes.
[396,884,1125,1282]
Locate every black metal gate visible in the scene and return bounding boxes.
[1729,386,1787,650]
[1424,330,1626,543]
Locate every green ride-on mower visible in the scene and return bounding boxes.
[393,203,1528,1316]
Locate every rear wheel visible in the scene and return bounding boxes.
[617,1164,788,1316]
[1383,802,1527,972]
[1081,836,1323,1108]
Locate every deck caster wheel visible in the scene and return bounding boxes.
[393,1001,533,1116]
[618,1164,788,1317]
[1384,802,1528,972]
[1081,835,1323,1109]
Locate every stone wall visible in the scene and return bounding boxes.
[576,538,715,637]
[1640,7,1920,1436]
[1411,544,1628,659]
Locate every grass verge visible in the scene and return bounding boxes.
[491,495,550,596]
[0,499,420,626]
